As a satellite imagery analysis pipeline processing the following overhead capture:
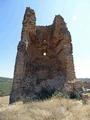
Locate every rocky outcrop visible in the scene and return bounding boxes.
[9,7,76,103]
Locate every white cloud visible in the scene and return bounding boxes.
[72,15,77,22]
[74,58,90,78]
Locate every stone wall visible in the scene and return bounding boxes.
[9,7,76,103]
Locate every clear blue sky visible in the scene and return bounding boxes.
[0,0,90,78]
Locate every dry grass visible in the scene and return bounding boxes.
[0,96,90,120]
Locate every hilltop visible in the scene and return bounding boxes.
[0,77,90,120]
[0,96,90,120]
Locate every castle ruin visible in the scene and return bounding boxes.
[10,7,75,103]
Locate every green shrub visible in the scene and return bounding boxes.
[52,90,69,99]
[69,90,82,100]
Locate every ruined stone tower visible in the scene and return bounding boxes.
[10,7,75,103]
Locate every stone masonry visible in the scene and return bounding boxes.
[9,7,76,103]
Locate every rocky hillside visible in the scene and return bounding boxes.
[78,78,90,82]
